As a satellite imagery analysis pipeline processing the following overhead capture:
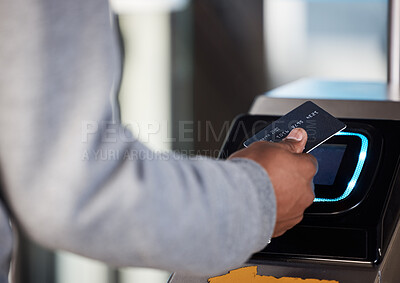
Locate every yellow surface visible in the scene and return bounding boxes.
[208,266,339,283]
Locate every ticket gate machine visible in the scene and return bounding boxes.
[220,112,400,265]
[169,97,400,283]
[170,0,400,279]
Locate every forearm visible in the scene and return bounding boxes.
[0,0,276,276]
[1,125,276,275]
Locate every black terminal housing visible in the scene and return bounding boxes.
[219,116,400,264]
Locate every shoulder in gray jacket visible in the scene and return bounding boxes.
[0,0,276,281]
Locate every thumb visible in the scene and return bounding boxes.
[280,128,308,153]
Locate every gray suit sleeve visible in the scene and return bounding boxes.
[0,0,276,276]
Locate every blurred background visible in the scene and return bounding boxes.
[17,0,388,282]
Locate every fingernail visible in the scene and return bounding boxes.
[285,128,303,141]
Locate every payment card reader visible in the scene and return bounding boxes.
[170,99,400,283]
[219,116,400,265]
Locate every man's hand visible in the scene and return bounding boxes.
[228,128,317,237]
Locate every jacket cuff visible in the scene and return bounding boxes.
[228,158,277,251]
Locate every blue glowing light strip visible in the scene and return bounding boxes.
[314,132,369,203]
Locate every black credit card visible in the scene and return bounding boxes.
[243,101,346,153]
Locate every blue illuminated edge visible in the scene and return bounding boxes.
[313,132,369,203]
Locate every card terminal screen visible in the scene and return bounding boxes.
[311,144,347,186]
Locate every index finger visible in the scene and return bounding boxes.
[300,153,319,177]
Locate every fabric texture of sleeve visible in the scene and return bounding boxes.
[0,0,276,276]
